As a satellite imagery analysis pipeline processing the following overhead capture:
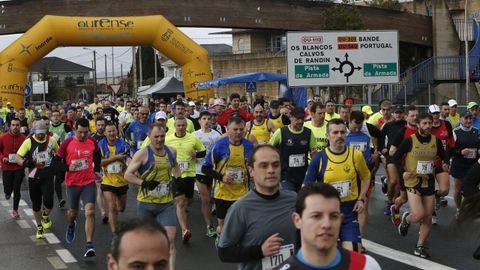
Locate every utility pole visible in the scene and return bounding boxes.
[112,47,115,84]
[132,46,137,98]
[465,0,470,102]
[139,47,143,87]
[105,54,108,94]
[93,51,97,98]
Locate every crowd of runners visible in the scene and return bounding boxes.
[0,93,479,270]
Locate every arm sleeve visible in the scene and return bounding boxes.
[0,136,4,161]
[269,129,282,146]
[391,129,405,147]
[196,150,207,159]
[217,203,264,262]
[93,141,101,173]
[282,114,291,125]
[392,137,412,168]
[366,123,381,139]
[16,139,31,157]
[304,153,321,185]
[218,246,263,263]
[201,146,223,181]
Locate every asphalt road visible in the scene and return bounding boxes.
[1,166,479,270]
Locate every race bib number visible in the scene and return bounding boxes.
[416,161,434,174]
[288,154,305,167]
[331,180,352,199]
[20,126,27,133]
[136,141,143,149]
[350,142,368,153]
[465,148,477,159]
[178,161,190,172]
[8,153,16,163]
[36,151,49,163]
[106,162,123,174]
[72,158,89,171]
[227,167,244,183]
[261,244,294,270]
[150,183,170,197]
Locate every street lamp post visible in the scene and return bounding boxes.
[465,0,470,102]
[83,48,97,99]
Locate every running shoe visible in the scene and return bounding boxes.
[206,226,217,238]
[42,212,52,229]
[384,203,392,216]
[102,213,109,224]
[440,197,448,206]
[84,242,96,258]
[11,210,19,219]
[36,225,45,239]
[414,245,430,258]
[398,211,410,236]
[66,221,76,243]
[380,176,388,194]
[390,205,401,226]
[182,229,192,243]
[58,199,66,209]
[432,211,437,225]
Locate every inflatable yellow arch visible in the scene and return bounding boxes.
[0,15,213,109]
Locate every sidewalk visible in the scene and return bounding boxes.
[0,176,82,270]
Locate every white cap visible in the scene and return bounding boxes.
[428,104,440,113]
[155,111,167,120]
[448,99,458,107]
[188,101,195,106]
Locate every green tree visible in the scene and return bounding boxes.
[321,0,365,30]
[368,0,402,11]
[134,47,164,86]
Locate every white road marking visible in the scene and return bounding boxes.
[16,219,31,229]
[19,199,27,206]
[56,249,77,263]
[47,256,67,269]
[0,200,9,206]
[363,239,457,270]
[45,233,60,244]
[23,208,33,216]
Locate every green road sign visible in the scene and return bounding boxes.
[295,65,329,79]
[363,63,397,77]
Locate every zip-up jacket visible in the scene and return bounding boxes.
[0,131,26,171]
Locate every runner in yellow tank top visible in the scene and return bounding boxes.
[245,104,275,144]
[125,123,181,270]
[392,113,450,259]
[98,123,131,233]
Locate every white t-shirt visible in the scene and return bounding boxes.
[118,111,132,124]
[192,129,221,175]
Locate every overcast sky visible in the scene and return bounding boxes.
[0,28,232,76]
